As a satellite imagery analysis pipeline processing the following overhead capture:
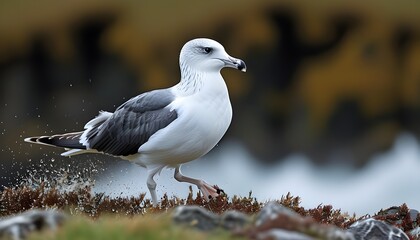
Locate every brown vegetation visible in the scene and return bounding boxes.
[1,181,418,238]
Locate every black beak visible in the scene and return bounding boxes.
[221,57,247,72]
[236,59,247,72]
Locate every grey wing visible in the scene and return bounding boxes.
[85,89,178,156]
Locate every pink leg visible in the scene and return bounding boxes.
[147,166,164,207]
[174,165,223,200]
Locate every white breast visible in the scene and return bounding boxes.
[135,73,232,167]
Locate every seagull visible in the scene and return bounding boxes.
[25,38,246,206]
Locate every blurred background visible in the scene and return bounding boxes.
[1,0,419,215]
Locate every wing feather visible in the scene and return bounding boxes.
[86,89,178,156]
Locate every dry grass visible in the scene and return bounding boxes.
[0,181,356,227]
[1,179,418,239]
[0,182,263,218]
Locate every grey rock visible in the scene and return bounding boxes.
[220,210,250,231]
[256,201,299,226]
[348,218,409,240]
[257,229,315,240]
[253,201,356,240]
[321,226,355,240]
[378,206,419,226]
[382,206,400,215]
[410,227,420,239]
[409,209,419,222]
[0,209,65,240]
[410,226,420,239]
[172,206,219,231]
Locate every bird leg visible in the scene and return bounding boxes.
[147,167,163,207]
[174,166,223,200]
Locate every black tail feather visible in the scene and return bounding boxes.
[25,132,86,149]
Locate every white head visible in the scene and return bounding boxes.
[179,38,246,74]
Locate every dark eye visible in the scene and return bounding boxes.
[203,47,212,54]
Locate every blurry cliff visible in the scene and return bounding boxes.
[1,0,420,174]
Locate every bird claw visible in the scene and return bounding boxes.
[198,182,225,201]
[214,185,225,195]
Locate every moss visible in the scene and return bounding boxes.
[27,214,237,240]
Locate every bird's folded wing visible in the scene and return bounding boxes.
[84,89,178,156]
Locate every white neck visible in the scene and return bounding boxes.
[174,64,229,99]
[175,63,203,95]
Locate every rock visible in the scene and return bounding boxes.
[321,226,355,240]
[376,206,419,228]
[409,209,419,222]
[172,204,412,240]
[410,226,420,239]
[173,206,251,232]
[250,202,355,240]
[0,209,65,240]
[348,218,409,240]
[220,210,250,231]
[381,206,400,215]
[256,201,300,226]
[248,202,320,240]
[172,206,219,231]
[257,229,315,240]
